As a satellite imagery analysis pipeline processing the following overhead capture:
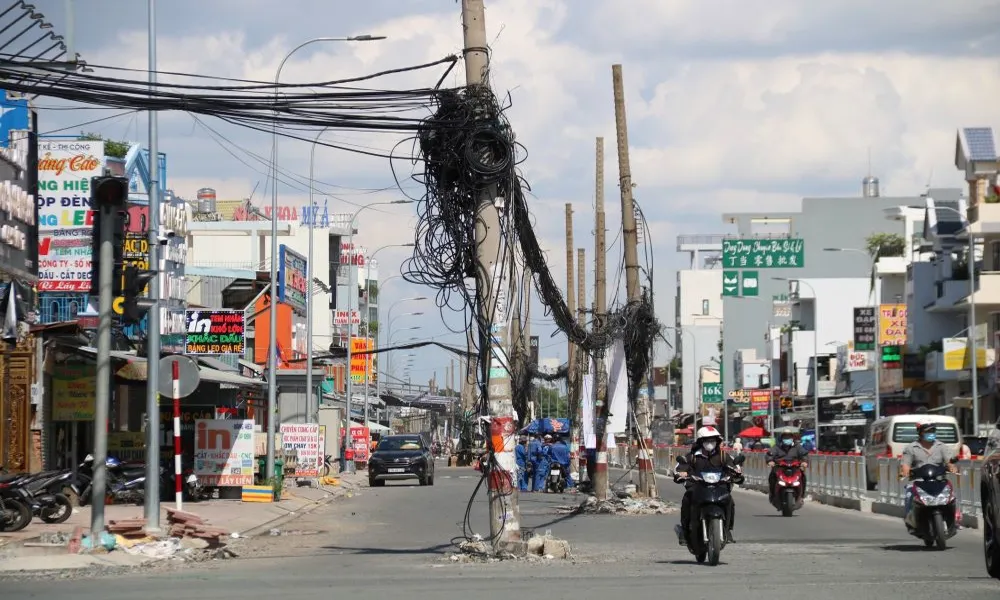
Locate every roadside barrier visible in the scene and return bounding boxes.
[651,446,984,526]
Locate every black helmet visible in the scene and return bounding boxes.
[916,421,936,435]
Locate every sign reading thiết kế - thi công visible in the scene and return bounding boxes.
[185,309,245,355]
[722,238,804,269]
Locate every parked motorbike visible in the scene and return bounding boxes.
[771,459,805,517]
[673,454,745,566]
[0,476,33,532]
[20,470,74,524]
[904,462,957,550]
[546,463,567,494]
[75,455,150,506]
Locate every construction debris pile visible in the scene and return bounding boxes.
[165,508,229,547]
[448,532,573,563]
[558,485,677,516]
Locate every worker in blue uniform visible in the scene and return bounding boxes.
[527,434,543,491]
[515,435,530,491]
[533,434,553,492]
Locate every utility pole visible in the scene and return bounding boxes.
[461,0,520,551]
[611,65,654,498]
[592,135,611,501]
[143,0,163,530]
[576,248,586,481]
[565,204,578,479]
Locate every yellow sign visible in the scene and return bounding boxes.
[113,296,124,315]
[943,337,989,370]
[878,304,907,346]
[52,367,96,421]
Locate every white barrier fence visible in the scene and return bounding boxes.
[651,447,984,523]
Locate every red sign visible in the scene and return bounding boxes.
[350,426,370,463]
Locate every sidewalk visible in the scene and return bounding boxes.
[0,473,363,573]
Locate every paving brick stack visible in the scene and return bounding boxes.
[107,518,147,539]
[165,508,229,546]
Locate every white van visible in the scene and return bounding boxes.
[863,414,962,490]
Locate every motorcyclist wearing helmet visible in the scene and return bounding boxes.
[766,430,810,503]
[900,421,957,525]
[674,426,742,545]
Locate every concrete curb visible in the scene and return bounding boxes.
[241,487,351,538]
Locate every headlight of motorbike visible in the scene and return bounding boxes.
[916,487,953,506]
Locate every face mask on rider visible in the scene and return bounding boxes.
[781,438,793,447]
[921,432,936,442]
[702,441,717,453]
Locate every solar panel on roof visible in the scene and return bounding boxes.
[963,127,996,161]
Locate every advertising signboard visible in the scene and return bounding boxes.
[350,425,370,464]
[722,238,804,269]
[277,244,308,315]
[280,423,321,477]
[878,304,907,346]
[853,307,876,350]
[193,419,255,486]
[185,309,245,355]
[36,139,105,291]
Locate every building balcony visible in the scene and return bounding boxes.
[968,202,1000,236]
[926,277,971,312]
[876,256,907,276]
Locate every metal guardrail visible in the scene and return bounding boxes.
[652,447,984,520]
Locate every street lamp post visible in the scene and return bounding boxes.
[775,278,820,442]
[304,125,332,426]
[385,298,427,382]
[362,243,415,427]
[341,200,412,473]
[269,34,385,479]
[824,248,882,420]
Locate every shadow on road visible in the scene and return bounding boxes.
[881,544,952,553]
[322,542,454,556]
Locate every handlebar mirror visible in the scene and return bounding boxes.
[676,455,689,465]
[732,454,746,466]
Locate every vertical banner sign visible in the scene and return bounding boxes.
[529,336,539,367]
[280,423,320,477]
[36,140,105,291]
[877,304,907,346]
[350,337,373,383]
[749,389,770,416]
[193,419,255,486]
[853,307,876,351]
[277,244,308,316]
[350,425,370,463]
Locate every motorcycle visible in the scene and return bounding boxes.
[546,463,567,494]
[75,455,152,506]
[904,462,957,550]
[673,453,745,566]
[771,459,805,517]
[0,477,33,532]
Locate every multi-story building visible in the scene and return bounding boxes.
[720,179,952,433]
[675,234,724,417]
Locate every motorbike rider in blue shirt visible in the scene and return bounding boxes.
[548,435,573,488]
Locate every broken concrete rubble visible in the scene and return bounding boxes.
[446,533,572,563]
[557,494,677,515]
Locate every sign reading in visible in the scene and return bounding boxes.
[278,245,308,315]
[701,382,723,403]
[722,238,804,269]
[878,304,907,346]
[193,419,255,486]
[185,310,246,355]
[853,307,877,350]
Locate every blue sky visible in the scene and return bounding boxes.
[25,0,1000,384]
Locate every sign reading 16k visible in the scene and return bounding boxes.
[723,238,805,269]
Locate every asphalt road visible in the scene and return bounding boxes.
[3,464,996,599]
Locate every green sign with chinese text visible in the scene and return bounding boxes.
[723,238,804,269]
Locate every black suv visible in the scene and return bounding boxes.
[368,435,435,487]
[982,420,1000,579]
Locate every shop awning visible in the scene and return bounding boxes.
[73,348,265,389]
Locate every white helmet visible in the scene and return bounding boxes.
[696,426,722,442]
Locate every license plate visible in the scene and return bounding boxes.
[388,468,405,474]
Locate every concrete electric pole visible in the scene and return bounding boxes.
[461,0,520,551]
[592,136,611,501]
[611,65,654,498]
[564,204,578,479]
[576,248,587,481]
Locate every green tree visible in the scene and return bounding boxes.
[865,232,905,258]
[79,132,130,159]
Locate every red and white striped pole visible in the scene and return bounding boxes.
[172,361,182,510]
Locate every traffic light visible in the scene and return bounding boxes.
[122,265,157,324]
[88,176,130,296]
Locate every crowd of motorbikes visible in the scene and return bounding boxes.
[670,441,960,566]
[0,454,207,533]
